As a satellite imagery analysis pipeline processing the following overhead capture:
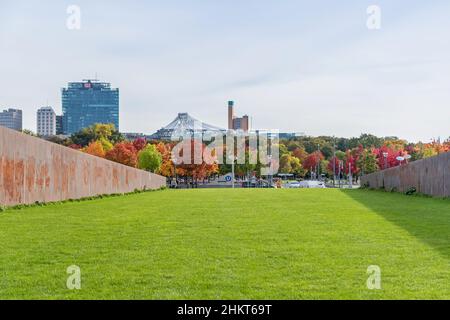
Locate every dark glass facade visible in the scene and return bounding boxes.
[56,115,63,135]
[62,80,119,134]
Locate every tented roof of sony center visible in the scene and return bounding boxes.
[150,113,225,140]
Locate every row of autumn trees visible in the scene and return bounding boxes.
[49,124,218,179]
[277,134,450,180]
[64,124,163,173]
[46,125,450,181]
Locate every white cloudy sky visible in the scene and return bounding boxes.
[0,0,449,141]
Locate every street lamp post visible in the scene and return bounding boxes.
[231,158,235,189]
[174,163,177,188]
[316,144,320,181]
[383,152,388,170]
[348,162,352,189]
[268,154,273,187]
[333,138,336,187]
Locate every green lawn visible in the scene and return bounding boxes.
[0,189,448,299]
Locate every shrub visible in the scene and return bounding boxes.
[405,186,417,196]
[361,182,370,189]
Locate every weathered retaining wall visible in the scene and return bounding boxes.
[360,152,450,197]
[0,126,166,206]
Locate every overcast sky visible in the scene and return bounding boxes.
[1,0,449,142]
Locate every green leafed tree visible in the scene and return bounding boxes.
[279,153,305,176]
[138,144,162,173]
[70,123,124,147]
[279,154,293,174]
[357,149,379,175]
[290,156,305,176]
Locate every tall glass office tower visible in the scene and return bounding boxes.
[62,80,119,135]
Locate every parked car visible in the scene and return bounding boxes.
[259,180,276,188]
[286,181,302,188]
[242,180,275,188]
[299,180,326,188]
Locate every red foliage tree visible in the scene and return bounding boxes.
[344,150,359,175]
[327,156,340,176]
[132,138,147,152]
[69,144,82,150]
[303,151,324,172]
[373,146,403,170]
[105,142,138,167]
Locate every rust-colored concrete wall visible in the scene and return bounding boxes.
[0,126,166,206]
[360,152,450,197]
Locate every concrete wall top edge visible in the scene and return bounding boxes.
[0,125,154,176]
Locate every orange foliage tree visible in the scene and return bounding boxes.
[82,140,105,158]
[155,142,175,177]
[172,139,218,180]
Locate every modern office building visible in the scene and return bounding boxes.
[37,106,57,136]
[62,79,119,135]
[227,101,249,131]
[56,115,64,135]
[0,108,22,131]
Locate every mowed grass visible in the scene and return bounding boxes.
[0,189,449,300]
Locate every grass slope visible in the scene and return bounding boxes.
[0,189,448,299]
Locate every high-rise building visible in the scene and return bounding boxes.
[0,108,22,131]
[56,115,64,135]
[37,106,56,136]
[227,101,250,131]
[62,79,119,135]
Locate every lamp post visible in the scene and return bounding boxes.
[316,144,320,181]
[225,153,236,189]
[174,162,177,188]
[383,152,388,170]
[348,162,352,189]
[231,157,235,189]
[268,154,273,187]
[333,138,336,187]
